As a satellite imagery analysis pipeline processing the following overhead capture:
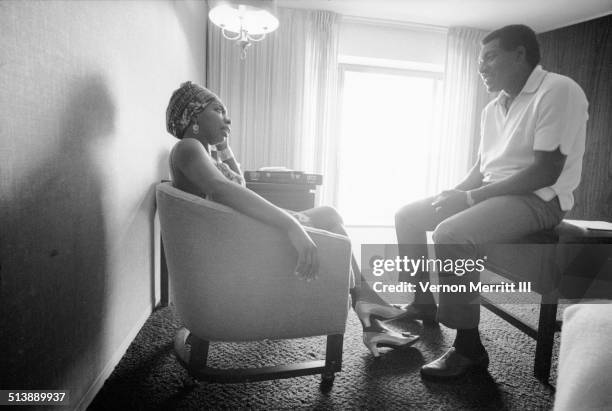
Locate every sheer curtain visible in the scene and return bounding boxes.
[206,7,339,204]
[426,27,491,193]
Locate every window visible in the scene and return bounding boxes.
[336,64,443,226]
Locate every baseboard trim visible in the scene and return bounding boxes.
[75,305,154,411]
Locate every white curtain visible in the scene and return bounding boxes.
[426,27,491,193]
[206,7,339,204]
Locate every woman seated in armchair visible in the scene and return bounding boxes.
[165,81,418,360]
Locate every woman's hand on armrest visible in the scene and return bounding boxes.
[214,184,321,280]
[212,182,320,280]
[287,224,319,281]
[174,138,319,280]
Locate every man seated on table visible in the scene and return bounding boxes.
[395,24,589,379]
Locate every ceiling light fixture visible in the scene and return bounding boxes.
[208,0,279,60]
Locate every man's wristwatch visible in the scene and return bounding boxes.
[466,190,476,207]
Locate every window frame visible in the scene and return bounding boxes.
[335,62,444,227]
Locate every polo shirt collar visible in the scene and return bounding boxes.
[494,65,547,106]
[521,65,547,94]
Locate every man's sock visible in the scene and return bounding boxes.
[453,328,486,359]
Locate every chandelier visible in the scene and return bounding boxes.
[208,0,279,59]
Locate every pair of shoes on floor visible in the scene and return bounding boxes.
[420,347,489,379]
[354,301,408,328]
[363,327,420,357]
[392,302,438,325]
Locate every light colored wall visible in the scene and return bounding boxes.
[338,18,447,66]
[0,0,207,407]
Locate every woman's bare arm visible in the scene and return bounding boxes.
[173,138,318,279]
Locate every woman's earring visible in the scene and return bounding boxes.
[192,124,199,134]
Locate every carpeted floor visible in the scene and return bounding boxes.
[90,303,560,410]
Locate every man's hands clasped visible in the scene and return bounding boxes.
[431,189,471,215]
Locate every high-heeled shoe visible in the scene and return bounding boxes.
[363,329,420,357]
[355,301,407,328]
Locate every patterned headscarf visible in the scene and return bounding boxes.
[166,81,221,138]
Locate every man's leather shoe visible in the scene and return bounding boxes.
[393,302,438,325]
[420,347,489,380]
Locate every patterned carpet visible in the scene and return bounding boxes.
[89,302,561,410]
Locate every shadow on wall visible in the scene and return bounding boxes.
[1,74,117,391]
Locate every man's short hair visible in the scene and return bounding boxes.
[482,25,541,68]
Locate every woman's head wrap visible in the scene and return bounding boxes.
[166,81,221,138]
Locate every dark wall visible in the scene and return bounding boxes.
[539,14,612,220]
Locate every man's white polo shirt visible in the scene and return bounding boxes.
[478,65,589,211]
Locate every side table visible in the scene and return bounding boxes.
[246,182,318,211]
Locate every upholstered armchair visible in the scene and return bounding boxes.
[155,182,352,385]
